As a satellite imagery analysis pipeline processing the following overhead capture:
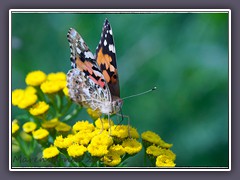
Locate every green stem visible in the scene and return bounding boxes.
[62,105,82,122]
[60,98,73,117]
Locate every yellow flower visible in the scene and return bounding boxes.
[12,89,25,106]
[87,143,109,157]
[146,145,162,157]
[12,120,19,134]
[87,108,101,120]
[95,118,114,130]
[67,144,87,158]
[29,101,49,116]
[25,86,37,94]
[129,127,140,139]
[55,122,71,133]
[72,120,95,133]
[122,138,142,155]
[32,128,49,140]
[42,146,59,159]
[102,152,121,166]
[47,72,66,81]
[54,135,74,149]
[111,125,129,139]
[12,86,38,109]
[156,155,176,167]
[63,86,69,96]
[22,122,37,133]
[20,131,32,142]
[25,70,47,86]
[141,131,162,145]
[158,139,173,149]
[41,118,59,129]
[74,131,94,146]
[40,80,65,94]
[17,92,38,109]
[91,131,113,147]
[109,144,125,156]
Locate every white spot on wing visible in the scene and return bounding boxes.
[108,44,115,53]
[85,51,94,59]
[104,39,107,46]
[109,29,112,35]
[76,48,81,54]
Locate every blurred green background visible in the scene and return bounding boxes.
[11,12,229,167]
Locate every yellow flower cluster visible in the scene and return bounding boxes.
[12,87,38,109]
[67,144,87,158]
[41,118,59,129]
[29,101,50,116]
[42,146,59,159]
[12,70,176,167]
[25,70,47,86]
[32,128,49,140]
[40,72,66,94]
[23,122,37,133]
[46,119,142,166]
[141,131,176,167]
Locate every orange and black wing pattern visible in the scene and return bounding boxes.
[96,19,120,98]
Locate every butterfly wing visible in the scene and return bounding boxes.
[67,28,111,109]
[96,19,120,98]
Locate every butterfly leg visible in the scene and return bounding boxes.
[116,113,131,138]
[108,114,112,136]
[99,117,104,134]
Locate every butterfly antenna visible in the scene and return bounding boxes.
[122,87,157,100]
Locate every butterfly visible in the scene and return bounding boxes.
[66,19,123,118]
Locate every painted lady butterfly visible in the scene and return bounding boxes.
[66,19,123,118]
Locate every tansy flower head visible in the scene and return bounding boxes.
[109,144,125,156]
[129,127,140,139]
[158,139,173,149]
[74,131,94,146]
[32,128,49,140]
[55,122,71,133]
[25,70,47,86]
[12,120,19,134]
[40,80,65,94]
[111,125,129,139]
[20,131,32,142]
[95,118,114,130]
[67,144,87,158]
[17,92,38,109]
[122,138,142,155]
[156,155,176,167]
[91,131,113,147]
[41,118,59,129]
[54,135,74,149]
[63,86,69,97]
[42,146,59,159]
[29,101,49,116]
[25,86,37,94]
[87,108,101,120]
[72,120,95,133]
[150,147,176,161]
[22,122,37,133]
[12,86,38,109]
[47,72,66,81]
[102,151,122,167]
[12,89,25,106]
[87,143,109,157]
[141,131,162,145]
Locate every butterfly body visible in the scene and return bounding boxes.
[67,19,122,115]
